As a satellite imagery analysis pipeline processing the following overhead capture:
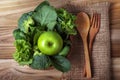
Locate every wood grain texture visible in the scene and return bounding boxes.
[0,0,120,80]
[0,58,119,80]
[0,59,62,80]
[0,26,16,58]
[112,58,120,80]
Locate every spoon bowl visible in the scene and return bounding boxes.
[76,12,90,38]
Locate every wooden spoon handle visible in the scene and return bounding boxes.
[83,39,92,78]
[83,38,93,77]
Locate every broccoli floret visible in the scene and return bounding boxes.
[13,28,26,40]
[18,12,34,33]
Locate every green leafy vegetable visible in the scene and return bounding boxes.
[47,21,56,30]
[51,55,71,72]
[33,5,57,30]
[30,53,51,69]
[56,8,77,35]
[34,0,50,11]
[13,40,32,65]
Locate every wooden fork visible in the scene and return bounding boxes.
[89,13,101,54]
[84,13,101,77]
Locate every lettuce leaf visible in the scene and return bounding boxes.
[13,40,33,65]
[56,8,77,35]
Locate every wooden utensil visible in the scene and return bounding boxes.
[83,13,101,76]
[75,12,92,78]
[89,13,100,54]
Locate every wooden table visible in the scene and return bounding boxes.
[0,0,120,80]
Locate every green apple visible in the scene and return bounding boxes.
[38,31,63,55]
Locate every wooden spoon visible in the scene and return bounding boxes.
[75,12,92,78]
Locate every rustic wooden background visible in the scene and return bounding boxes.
[0,0,120,80]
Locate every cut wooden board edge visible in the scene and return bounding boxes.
[0,58,119,80]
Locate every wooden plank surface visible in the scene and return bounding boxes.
[0,58,119,80]
[0,0,120,80]
[0,59,62,80]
